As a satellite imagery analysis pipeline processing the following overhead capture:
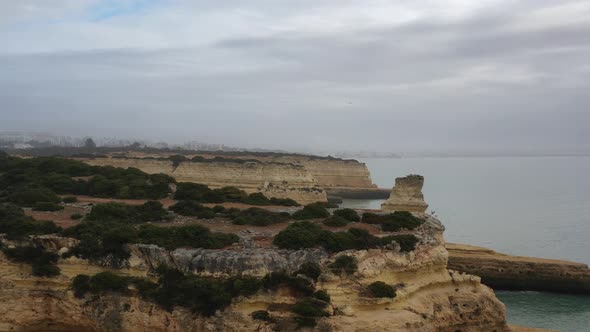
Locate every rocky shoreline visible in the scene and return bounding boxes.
[447,243,590,294]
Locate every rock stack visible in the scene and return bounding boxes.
[381,174,429,212]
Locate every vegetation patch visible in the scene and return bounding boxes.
[0,203,61,240]
[229,207,290,226]
[86,201,169,223]
[292,203,330,220]
[329,255,358,275]
[174,182,299,206]
[294,262,322,281]
[169,200,216,219]
[273,222,420,253]
[332,208,360,222]
[362,211,424,231]
[367,281,396,298]
[32,201,64,212]
[322,215,350,227]
[2,245,60,277]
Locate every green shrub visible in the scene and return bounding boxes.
[72,274,91,298]
[313,290,331,303]
[329,256,357,275]
[230,207,290,226]
[367,281,396,298]
[8,187,61,206]
[174,182,214,201]
[70,213,83,220]
[262,272,314,296]
[292,298,329,317]
[62,196,78,203]
[380,234,419,252]
[212,205,226,213]
[87,201,168,223]
[228,276,263,297]
[33,201,64,211]
[251,310,271,321]
[89,271,131,293]
[2,246,61,277]
[292,203,330,220]
[273,222,324,249]
[169,200,214,218]
[362,211,424,232]
[322,216,349,227]
[333,208,360,222]
[269,197,300,206]
[242,192,271,205]
[0,203,61,239]
[295,262,322,281]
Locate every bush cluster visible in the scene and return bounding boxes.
[292,203,330,220]
[2,245,60,277]
[63,220,239,265]
[0,203,60,240]
[32,201,64,212]
[86,201,169,223]
[174,182,299,207]
[329,255,358,275]
[332,208,360,222]
[229,207,290,226]
[273,222,420,253]
[322,216,350,227]
[361,211,424,232]
[367,281,396,298]
[0,156,175,207]
[169,200,216,219]
[72,264,324,317]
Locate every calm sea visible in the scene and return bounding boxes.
[341,157,590,331]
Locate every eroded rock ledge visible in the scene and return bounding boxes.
[0,214,511,332]
[447,243,590,294]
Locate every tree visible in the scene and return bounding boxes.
[84,138,96,149]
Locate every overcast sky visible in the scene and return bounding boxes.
[1,0,589,152]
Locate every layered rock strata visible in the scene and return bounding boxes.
[381,175,429,212]
[0,215,511,332]
[79,157,327,205]
[447,243,590,294]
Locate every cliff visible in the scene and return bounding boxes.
[447,243,590,294]
[381,175,429,213]
[0,215,511,332]
[79,157,327,205]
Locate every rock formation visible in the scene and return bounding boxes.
[381,175,429,212]
[0,215,511,332]
[79,157,327,205]
[447,243,590,294]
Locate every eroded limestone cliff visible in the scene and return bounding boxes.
[447,243,590,294]
[79,157,327,205]
[381,175,429,213]
[0,214,510,332]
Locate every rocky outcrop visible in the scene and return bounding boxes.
[447,243,590,294]
[381,175,429,212]
[79,157,327,205]
[0,215,511,332]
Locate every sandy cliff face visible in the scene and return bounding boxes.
[446,243,590,294]
[80,158,327,205]
[381,175,429,213]
[0,215,510,332]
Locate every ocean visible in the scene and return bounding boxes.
[342,156,590,331]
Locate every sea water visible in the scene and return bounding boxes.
[341,156,590,331]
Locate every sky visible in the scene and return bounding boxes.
[1,0,589,153]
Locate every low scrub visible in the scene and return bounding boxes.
[169,200,216,219]
[292,203,330,220]
[322,216,349,227]
[367,281,396,298]
[362,211,424,231]
[333,208,360,222]
[86,201,169,223]
[329,255,357,275]
[230,207,290,226]
[32,201,64,211]
[2,245,60,277]
[0,203,61,240]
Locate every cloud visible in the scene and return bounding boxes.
[0,0,589,152]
